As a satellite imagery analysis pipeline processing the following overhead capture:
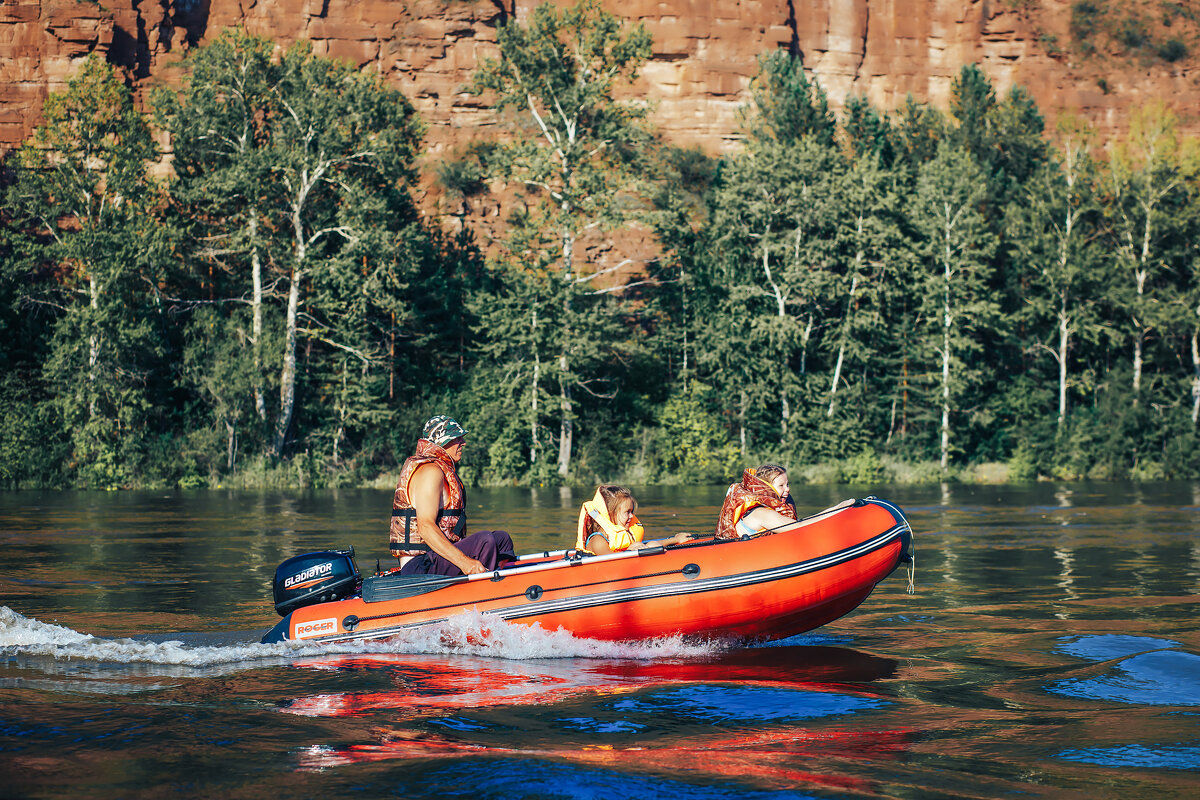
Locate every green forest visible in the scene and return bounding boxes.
[3,1,1200,490]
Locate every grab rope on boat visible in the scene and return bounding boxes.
[349,564,698,627]
[906,550,916,595]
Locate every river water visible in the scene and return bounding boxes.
[1,482,1198,799]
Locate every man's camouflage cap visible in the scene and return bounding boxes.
[422,415,468,446]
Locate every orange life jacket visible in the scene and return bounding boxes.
[714,468,797,540]
[389,439,466,557]
[575,490,644,553]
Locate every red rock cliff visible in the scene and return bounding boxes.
[2,0,1196,156]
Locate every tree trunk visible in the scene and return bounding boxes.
[886,396,897,445]
[680,265,690,380]
[250,209,266,421]
[557,215,575,478]
[828,274,859,416]
[1192,324,1200,427]
[226,419,237,471]
[941,319,951,474]
[1055,185,1074,432]
[827,347,845,418]
[1131,218,1150,400]
[940,233,952,475]
[557,357,572,477]
[273,266,301,456]
[797,314,814,377]
[1132,325,1144,400]
[530,307,540,465]
[1057,299,1070,431]
[87,274,100,419]
[760,229,793,438]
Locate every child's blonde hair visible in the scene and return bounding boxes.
[594,485,636,528]
[754,464,787,484]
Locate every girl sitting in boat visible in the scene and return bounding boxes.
[714,464,797,539]
[576,485,692,555]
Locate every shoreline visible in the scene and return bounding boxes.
[4,458,1180,492]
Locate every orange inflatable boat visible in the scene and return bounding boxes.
[260,497,913,645]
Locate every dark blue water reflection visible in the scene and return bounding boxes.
[1056,634,1184,661]
[429,716,490,732]
[558,717,646,733]
[1050,635,1200,706]
[1057,744,1200,771]
[611,685,890,723]
[395,759,821,800]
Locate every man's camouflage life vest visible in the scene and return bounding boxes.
[575,489,645,553]
[389,439,466,557]
[714,468,797,540]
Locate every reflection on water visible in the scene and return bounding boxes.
[2,482,1200,798]
[1057,744,1200,770]
[1056,634,1185,661]
[312,757,832,800]
[278,645,899,721]
[1049,638,1200,707]
[609,685,891,722]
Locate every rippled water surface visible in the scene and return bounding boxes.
[2,483,1198,799]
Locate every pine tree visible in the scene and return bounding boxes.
[743,50,838,148]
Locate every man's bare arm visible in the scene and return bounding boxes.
[409,463,486,575]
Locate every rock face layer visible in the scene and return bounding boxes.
[2,0,1197,156]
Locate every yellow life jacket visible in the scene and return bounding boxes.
[575,490,645,553]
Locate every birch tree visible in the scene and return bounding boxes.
[698,51,847,444]
[465,228,558,479]
[709,138,844,439]
[156,29,279,423]
[1188,270,1200,428]
[1006,118,1104,432]
[162,36,424,462]
[1104,100,1191,403]
[645,145,719,387]
[826,153,906,418]
[472,0,653,477]
[265,43,422,456]
[911,143,997,472]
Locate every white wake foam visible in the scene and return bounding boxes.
[0,606,721,673]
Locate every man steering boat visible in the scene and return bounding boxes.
[389,415,515,576]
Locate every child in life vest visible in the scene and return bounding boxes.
[714,464,797,540]
[576,485,693,555]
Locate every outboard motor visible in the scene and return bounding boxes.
[272,547,361,617]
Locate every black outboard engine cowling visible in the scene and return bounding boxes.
[272,548,361,617]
